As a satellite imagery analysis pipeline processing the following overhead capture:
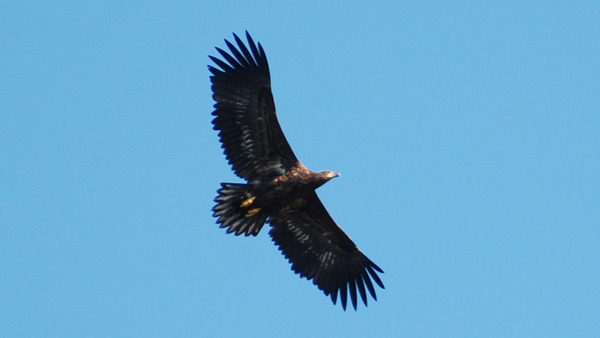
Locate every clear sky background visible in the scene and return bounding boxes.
[2,1,599,337]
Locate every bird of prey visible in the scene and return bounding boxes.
[209,32,384,310]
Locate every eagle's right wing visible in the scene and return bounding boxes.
[209,32,299,181]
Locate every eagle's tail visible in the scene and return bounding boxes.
[213,183,267,236]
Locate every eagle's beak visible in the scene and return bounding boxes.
[328,171,341,179]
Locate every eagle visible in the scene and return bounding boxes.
[209,32,384,310]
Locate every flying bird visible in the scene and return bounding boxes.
[209,32,384,310]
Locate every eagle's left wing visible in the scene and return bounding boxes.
[268,192,384,310]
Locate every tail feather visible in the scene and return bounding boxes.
[213,183,267,236]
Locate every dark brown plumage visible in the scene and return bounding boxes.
[209,32,384,310]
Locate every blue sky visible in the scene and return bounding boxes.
[2,1,599,337]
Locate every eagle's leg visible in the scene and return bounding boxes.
[241,196,255,208]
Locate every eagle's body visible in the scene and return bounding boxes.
[209,32,384,310]
[246,167,338,212]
